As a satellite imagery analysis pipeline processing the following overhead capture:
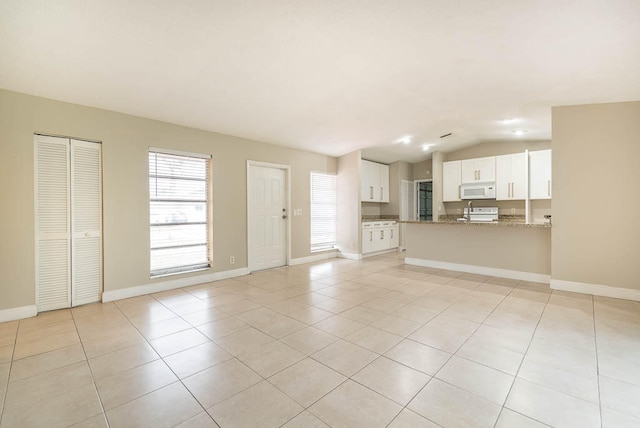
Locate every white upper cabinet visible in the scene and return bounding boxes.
[379,163,389,203]
[442,160,462,202]
[361,160,390,203]
[461,156,495,183]
[496,152,527,200]
[529,149,552,199]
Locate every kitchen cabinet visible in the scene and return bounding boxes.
[362,223,374,254]
[496,152,527,200]
[461,156,495,183]
[362,221,398,254]
[442,160,462,202]
[360,160,390,203]
[529,149,552,199]
[389,222,399,248]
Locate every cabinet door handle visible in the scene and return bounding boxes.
[369,231,372,241]
[381,230,384,239]
[390,229,393,239]
[477,170,480,180]
[369,186,373,200]
[458,185,461,199]
[380,187,383,200]
[547,180,551,197]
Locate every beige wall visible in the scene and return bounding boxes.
[405,223,551,275]
[380,160,412,217]
[552,101,640,291]
[444,140,551,161]
[412,159,433,180]
[336,150,361,255]
[0,89,336,311]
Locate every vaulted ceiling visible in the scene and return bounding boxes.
[2,1,639,162]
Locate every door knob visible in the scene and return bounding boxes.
[282,215,287,219]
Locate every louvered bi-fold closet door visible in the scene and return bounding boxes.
[70,139,102,306]
[35,135,102,311]
[35,135,71,311]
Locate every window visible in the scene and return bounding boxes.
[149,149,211,276]
[310,171,337,252]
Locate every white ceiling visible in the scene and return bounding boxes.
[2,1,639,163]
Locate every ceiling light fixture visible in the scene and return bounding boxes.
[421,144,433,151]
[393,135,413,145]
[512,130,527,136]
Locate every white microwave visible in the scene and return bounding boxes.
[460,183,496,200]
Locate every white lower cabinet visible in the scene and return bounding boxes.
[362,221,398,254]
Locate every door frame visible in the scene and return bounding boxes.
[246,160,291,272]
[414,179,433,221]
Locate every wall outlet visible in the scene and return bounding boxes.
[294,208,303,216]
[456,208,461,214]
[511,208,516,214]
[229,256,235,265]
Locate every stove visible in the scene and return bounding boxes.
[458,206,499,222]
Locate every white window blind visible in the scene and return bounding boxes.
[310,171,337,252]
[149,150,211,276]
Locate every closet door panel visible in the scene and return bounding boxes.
[70,139,102,306]
[35,135,71,311]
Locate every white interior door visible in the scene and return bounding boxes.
[71,139,102,306]
[35,135,71,311]
[35,135,102,311]
[248,164,288,271]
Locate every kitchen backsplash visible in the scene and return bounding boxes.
[443,199,551,222]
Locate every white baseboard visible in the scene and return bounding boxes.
[362,248,399,259]
[102,267,251,303]
[405,257,551,284]
[338,252,362,260]
[551,279,640,302]
[0,305,38,323]
[290,251,338,266]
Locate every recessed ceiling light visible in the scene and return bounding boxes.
[422,144,433,151]
[397,135,412,144]
[512,130,527,136]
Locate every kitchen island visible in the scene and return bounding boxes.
[401,220,551,283]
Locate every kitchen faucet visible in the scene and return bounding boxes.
[466,200,473,223]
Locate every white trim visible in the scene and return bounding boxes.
[551,279,640,302]
[0,305,38,323]
[362,248,398,259]
[149,146,212,159]
[338,252,363,260]
[246,161,292,273]
[405,257,551,284]
[102,268,250,302]
[290,251,338,266]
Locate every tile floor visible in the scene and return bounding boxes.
[1,252,640,427]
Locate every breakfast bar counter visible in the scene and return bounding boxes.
[401,220,551,282]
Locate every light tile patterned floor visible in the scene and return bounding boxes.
[1,252,640,427]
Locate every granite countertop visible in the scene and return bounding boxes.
[401,216,551,228]
[361,216,399,221]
